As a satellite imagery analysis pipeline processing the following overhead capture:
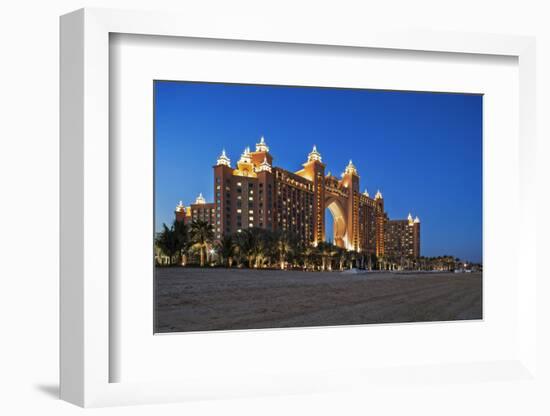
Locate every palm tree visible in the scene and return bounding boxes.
[155,223,179,264]
[301,244,317,270]
[275,230,296,270]
[173,220,189,265]
[378,255,386,270]
[327,244,339,271]
[216,235,235,267]
[251,228,270,268]
[316,242,332,271]
[234,228,260,268]
[368,253,377,271]
[348,250,359,270]
[189,220,214,267]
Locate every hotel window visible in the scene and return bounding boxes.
[237,209,242,213]
[249,197,253,201]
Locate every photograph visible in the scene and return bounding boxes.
[154,81,483,333]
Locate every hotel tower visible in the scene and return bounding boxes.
[176,136,420,258]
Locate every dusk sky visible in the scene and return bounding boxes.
[155,81,482,263]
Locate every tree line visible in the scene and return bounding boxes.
[155,219,470,271]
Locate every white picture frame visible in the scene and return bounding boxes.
[60,7,537,407]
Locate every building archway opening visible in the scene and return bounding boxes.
[325,200,346,248]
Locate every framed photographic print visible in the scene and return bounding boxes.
[60,8,538,408]
[153,81,483,334]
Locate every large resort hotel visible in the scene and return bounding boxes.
[175,136,421,259]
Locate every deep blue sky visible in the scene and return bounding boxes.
[155,81,482,263]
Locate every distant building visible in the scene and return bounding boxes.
[384,213,421,258]
[175,136,421,257]
[175,193,216,225]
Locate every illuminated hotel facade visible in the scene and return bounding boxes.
[176,136,421,258]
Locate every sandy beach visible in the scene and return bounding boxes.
[155,267,482,333]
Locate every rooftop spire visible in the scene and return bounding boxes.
[344,159,358,176]
[414,216,420,224]
[216,148,231,167]
[375,190,383,200]
[238,146,252,164]
[363,188,369,197]
[307,145,322,162]
[256,155,272,173]
[408,213,413,224]
[195,193,206,204]
[175,200,185,212]
[255,135,269,152]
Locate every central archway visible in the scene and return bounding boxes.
[325,198,347,248]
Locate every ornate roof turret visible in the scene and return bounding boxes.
[256,156,272,173]
[363,188,369,197]
[414,216,421,224]
[344,159,358,176]
[255,136,269,152]
[175,201,185,212]
[307,145,322,162]
[216,149,231,167]
[408,213,414,225]
[375,190,383,200]
[195,193,206,204]
[238,146,252,164]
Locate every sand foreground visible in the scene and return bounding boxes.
[155,267,482,333]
